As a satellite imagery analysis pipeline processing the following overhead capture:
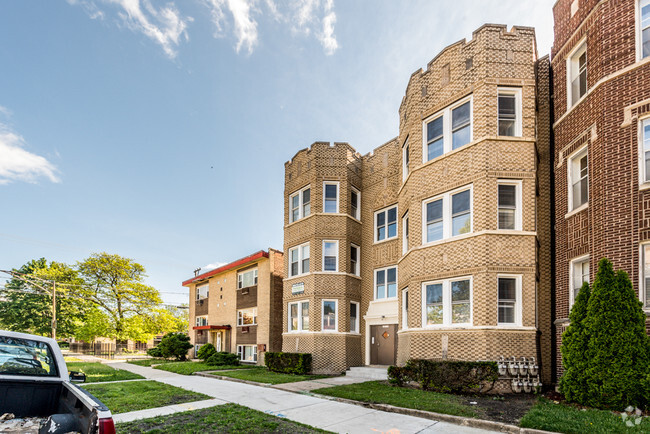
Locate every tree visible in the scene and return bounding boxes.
[0,259,89,338]
[559,281,591,403]
[582,258,650,410]
[77,253,162,341]
[157,332,192,360]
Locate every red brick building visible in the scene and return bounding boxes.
[552,0,650,379]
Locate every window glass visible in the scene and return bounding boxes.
[498,184,517,230]
[571,151,588,210]
[570,44,587,105]
[290,303,298,331]
[301,244,310,274]
[323,241,337,271]
[376,206,397,241]
[238,269,257,288]
[427,116,444,161]
[290,248,299,276]
[301,301,310,330]
[291,195,300,222]
[351,190,359,219]
[322,301,336,331]
[376,211,386,240]
[376,269,386,299]
[425,283,443,325]
[451,280,470,323]
[238,308,257,325]
[350,245,358,275]
[350,302,358,333]
[498,94,516,136]
[643,0,650,58]
[303,188,311,217]
[387,207,397,238]
[451,102,471,149]
[644,120,650,182]
[426,199,443,242]
[0,337,58,377]
[196,285,209,300]
[498,278,517,323]
[387,267,397,298]
[324,184,338,213]
[451,190,471,235]
[572,260,589,303]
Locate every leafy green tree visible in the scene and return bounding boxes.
[74,307,113,342]
[559,281,591,403]
[583,258,650,410]
[77,253,162,341]
[157,332,192,360]
[0,259,89,338]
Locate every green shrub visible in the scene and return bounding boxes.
[395,359,498,393]
[582,259,650,410]
[57,341,70,349]
[206,352,240,366]
[559,281,591,403]
[157,333,193,361]
[196,343,216,361]
[387,365,412,387]
[146,346,163,358]
[264,352,312,375]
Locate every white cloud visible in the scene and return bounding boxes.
[319,0,337,55]
[202,262,227,272]
[69,0,192,59]
[227,0,259,54]
[0,120,60,186]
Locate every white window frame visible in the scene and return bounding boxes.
[321,299,338,332]
[569,255,590,307]
[237,268,258,289]
[288,300,310,332]
[639,117,650,185]
[237,308,257,326]
[323,181,340,213]
[566,39,587,108]
[497,274,522,326]
[195,316,208,327]
[421,277,473,328]
[497,180,522,231]
[567,146,588,213]
[288,242,310,277]
[402,139,410,182]
[402,212,409,254]
[289,185,311,223]
[349,301,360,333]
[374,266,398,300]
[497,87,522,137]
[402,288,408,330]
[637,0,650,61]
[422,95,473,163]
[196,284,209,300]
[350,243,360,276]
[422,185,473,244]
[322,240,339,272]
[237,345,258,363]
[374,204,398,243]
[640,244,650,310]
[350,186,361,220]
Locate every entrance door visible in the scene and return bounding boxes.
[369,324,397,365]
[216,332,222,352]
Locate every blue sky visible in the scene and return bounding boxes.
[0,0,555,306]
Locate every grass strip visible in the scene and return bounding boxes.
[520,398,650,433]
[66,362,143,382]
[83,380,210,414]
[127,359,177,367]
[313,380,478,418]
[116,403,329,433]
[153,361,256,375]
[215,367,330,385]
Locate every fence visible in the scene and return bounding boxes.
[70,341,150,358]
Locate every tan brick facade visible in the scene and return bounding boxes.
[552,0,650,379]
[183,249,284,365]
[283,24,553,380]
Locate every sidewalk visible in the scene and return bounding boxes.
[112,362,495,433]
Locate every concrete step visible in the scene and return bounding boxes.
[346,366,389,380]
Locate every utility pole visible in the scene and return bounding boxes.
[52,281,56,340]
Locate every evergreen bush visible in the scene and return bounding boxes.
[559,281,591,403]
[157,332,192,361]
[146,346,163,358]
[206,351,240,366]
[196,343,216,360]
[387,360,498,393]
[264,352,312,374]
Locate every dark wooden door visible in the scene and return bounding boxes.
[370,324,397,365]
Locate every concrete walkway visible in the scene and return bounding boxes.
[111,362,495,433]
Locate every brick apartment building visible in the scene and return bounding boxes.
[552,0,650,379]
[182,249,284,364]
[283,24,554,381]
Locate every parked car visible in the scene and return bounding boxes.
[0,330,115,434]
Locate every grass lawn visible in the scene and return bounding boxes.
[215,367,330,385]
[313,381,478,418]
[153,361,256,375]
[520,398,650,433]
[127,359,177,367]
[66,362,143,383]
[83,380,210,414]
[64,356,82,362]
[116,403,328,433]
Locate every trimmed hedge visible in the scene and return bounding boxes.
[197,343,217,361]
[206,352,240,366]
[146,346,163,358]
[264,352,312,375]
[388,359,499,394]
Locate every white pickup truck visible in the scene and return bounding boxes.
[0,330,115,434]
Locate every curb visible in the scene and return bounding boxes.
[308,393,558,434]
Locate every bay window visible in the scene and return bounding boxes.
[322,300,338,331]
[423,186,472,243]
[423,96,473,162]
[423,277,472,326]
[289,300,310,332]
[289,186,311,223]
[289,243,310,277]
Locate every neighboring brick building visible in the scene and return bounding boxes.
[552,0,650,379]
[182,249,284,364]
[283,24,554,381]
